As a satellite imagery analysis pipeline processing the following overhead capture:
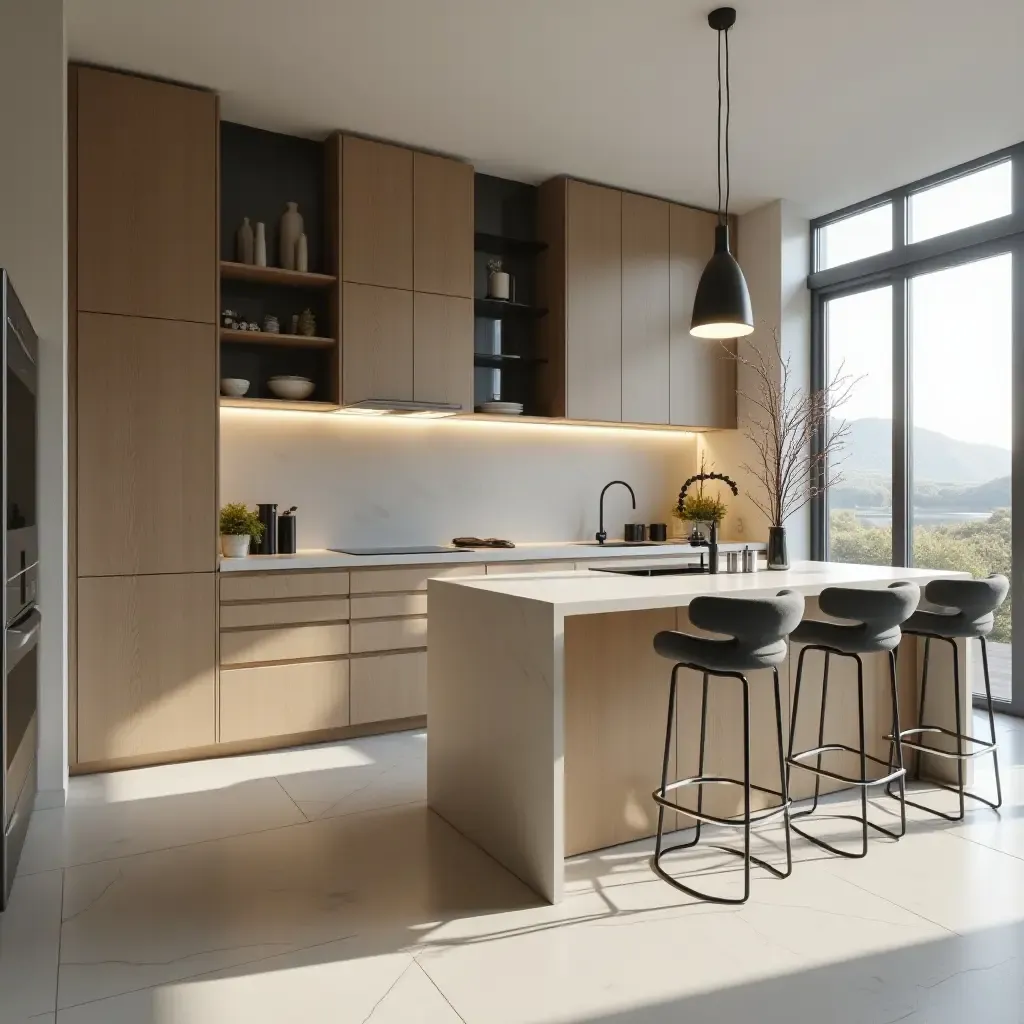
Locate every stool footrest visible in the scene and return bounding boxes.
[888,726,997,761]
[788,744,906,788]
[653,776,789,827]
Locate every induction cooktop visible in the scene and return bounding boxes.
[330,545,467,556]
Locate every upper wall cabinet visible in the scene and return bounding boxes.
[413,152,474,298]
[74,67,217,324]
[342,136,413,290]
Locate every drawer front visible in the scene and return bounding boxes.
[350,593,428,619]
[220,598,350,629]
[350,651,426,724]
[220,571,350,602]
[485,561,575,575]
[219,659,349,743]
[220,623,350,666]
[350,564,483,594]
[351,616,427,654]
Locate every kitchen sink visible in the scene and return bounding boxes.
[591,562,708,577]
[577,541,666,548]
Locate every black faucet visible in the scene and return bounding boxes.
[596,480,636,545]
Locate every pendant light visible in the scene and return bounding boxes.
[690,6,754,339]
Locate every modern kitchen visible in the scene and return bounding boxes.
[2,3,1023,1022]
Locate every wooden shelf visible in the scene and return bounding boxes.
[474,232,547,256]
[220,261,337,288]
[473,352,547,370]
[474,298,548,320]
[220,328,335,349]
[220,396,340,413]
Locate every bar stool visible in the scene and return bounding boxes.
[888,574,1008,821]
[786,582,919,858]
[651,589,805,905]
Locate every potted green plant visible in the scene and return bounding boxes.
[486,258,510,300]
[219,502,264,558]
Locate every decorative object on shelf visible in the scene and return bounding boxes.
[220,377,250,397]
[256,503,278,556]
[729,325,858,570]
[221,308,238,328]
[673,457,737,540]
[254,222,267,267]
[267,375,315,400]
[263,314,280,334]
[247,321,260,331]
[486,258,511,300]
[279,201,303,270]
[278,506,298,555]
[295,232,309,273]
[690,7,754,340]
[236,217,254,265]
[290,313,299,334]
[648,523,668,542]
[219,502,264,558]
[297,308,316,337]
[477,400,523,415]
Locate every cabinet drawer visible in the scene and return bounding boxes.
[220,571,349,602]
[350,651,426,724]
[350,564,482,594]
[220,598,350,629]
[219,659,349,743]
[351,616,427,654]
[350,593,428,619]
[485,561,575,575]
[220,623,350,666]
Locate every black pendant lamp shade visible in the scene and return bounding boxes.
[690,7,754,339]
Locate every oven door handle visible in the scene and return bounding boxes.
[6,607,41,668]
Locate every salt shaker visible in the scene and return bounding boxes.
[742,546,758,573]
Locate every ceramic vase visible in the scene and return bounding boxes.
[221,534,250,558]
[297,308,316,337]
[254,222,267,267]
[279,202,303,270]
[295,232,309,273]
[767,526,789,570]
[488,270,510,300]
[236,217,254,264]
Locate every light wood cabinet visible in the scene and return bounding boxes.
[342,283,413,403]
[77,313,216,577]
[220,598,350,629]
[413,152,474,298]
[670,205,736,428]
[566,180,622,422]
[77,573,216,763]
[220,623,350,667]
[351,616,428,654]
[342,136,413,290]
[220,570,350,602]
[621,193,670,425]
[74,66,216,323]
[350,651,427,724]
[413,292,473,410]
[350,564,482,593]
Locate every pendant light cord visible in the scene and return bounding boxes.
[715,24,731,227]
[716,28,723,226]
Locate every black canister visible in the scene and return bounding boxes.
[648,523,667,542]
[624,523,647,543]
[256,503,278,555]
[278,511,297,554]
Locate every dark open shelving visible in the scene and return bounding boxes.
[474,232,547,256]
[473,352,547,370]
[474,298,547,319]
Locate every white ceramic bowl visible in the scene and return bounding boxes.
[267,376,315,400]
[220,377,250,397]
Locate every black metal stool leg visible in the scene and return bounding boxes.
[980,637,1004,810]
[887,649,907,838]
[952,638,966,821]
[772,666,793,879]
[654,665,681,863]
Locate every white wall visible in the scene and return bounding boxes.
[0,0,67,806]
[220,411,699,547]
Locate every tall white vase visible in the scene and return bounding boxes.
[254,222,267,267]
[279,202,303,270]
[236,217,254,264]
[295,232,309,273]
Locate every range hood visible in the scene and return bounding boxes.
[336,399,462,418]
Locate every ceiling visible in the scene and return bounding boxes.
[67,0,1024,217]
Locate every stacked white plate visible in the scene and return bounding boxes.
[477,401,524,415]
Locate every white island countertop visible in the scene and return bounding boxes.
[218,539,765,572]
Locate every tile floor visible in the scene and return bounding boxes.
[3,715,1024,1023]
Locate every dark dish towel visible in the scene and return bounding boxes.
[452,537,516,549]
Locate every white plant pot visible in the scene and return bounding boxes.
[487,271,510,300]
[221,534,251,558]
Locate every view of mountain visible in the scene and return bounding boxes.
[837,418,1011,485]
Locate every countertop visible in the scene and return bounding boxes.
[430,560,963,617]
[218,539,767,572]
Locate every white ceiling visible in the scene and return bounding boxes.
[67,0,1024,217]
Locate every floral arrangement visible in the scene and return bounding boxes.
[673,456,737,525]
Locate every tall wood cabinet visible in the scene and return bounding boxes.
[70,66,218,768]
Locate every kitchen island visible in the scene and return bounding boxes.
[427,561,971,902]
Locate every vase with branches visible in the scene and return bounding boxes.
[732,326,858,569]
[673,456,738,541]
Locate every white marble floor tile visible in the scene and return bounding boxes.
[0,869,63,1023]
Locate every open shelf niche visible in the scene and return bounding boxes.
[219,122,339,407]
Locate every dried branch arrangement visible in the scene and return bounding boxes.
[733,326,859,528]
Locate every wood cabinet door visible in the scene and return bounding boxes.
[413,152,474,298]
[566,180,621,422]
[77,573,216,764]
[77,313,216,576]
[621,192,670,424]
[75,66,217,323]
[413,292,473,409]
[669,205,737,428]
[342,283,413,403]
[342,136,413,289]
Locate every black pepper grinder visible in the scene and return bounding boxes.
[256,503,278,555]
[278,506,298,554]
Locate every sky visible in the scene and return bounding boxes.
[823,161,1013,451]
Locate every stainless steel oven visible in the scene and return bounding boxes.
[2,272,38,908]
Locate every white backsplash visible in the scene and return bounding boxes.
[220,410,699,548]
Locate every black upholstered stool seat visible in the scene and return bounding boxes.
[650,590,805,905]
[787,581,920,859]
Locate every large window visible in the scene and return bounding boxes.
[810,145,1022,710]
